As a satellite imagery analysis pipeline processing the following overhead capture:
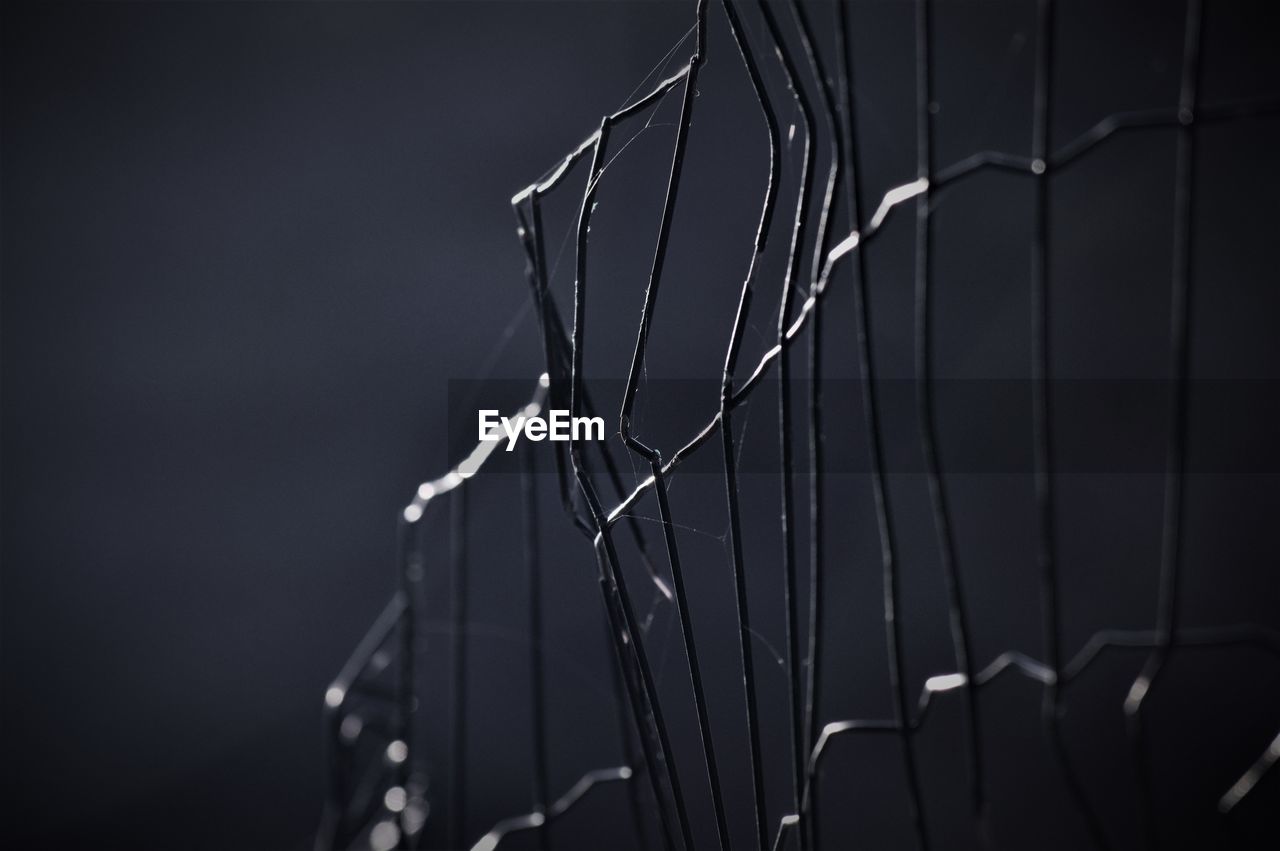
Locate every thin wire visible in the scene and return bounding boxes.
[521,446,551,851]
[469,767,633,851]
[1029,1,1112,848]
[519,195,679,602]
[524,200,681,843]
[449,488,470,848]
[1125,3,1204,849]
[906,0,940,845]
[615,23,698,112]
[718,0,784,847]
[754,3,816,847]
[567,40,702,848]
[835,0,907,843]
[787,3,841,847]
[518,188,656,851]
[615,4,725,849]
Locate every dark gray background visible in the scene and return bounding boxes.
[3,1,1278,848]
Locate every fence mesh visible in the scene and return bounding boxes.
[317,2,1280,850]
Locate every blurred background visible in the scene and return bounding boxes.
[3,1,1278,849]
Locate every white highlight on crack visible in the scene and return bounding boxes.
[401,377,551,524]
[1219,728,1280,813]
[924,672,967,693]
[468,766,632,851]
[870,177,928,231]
